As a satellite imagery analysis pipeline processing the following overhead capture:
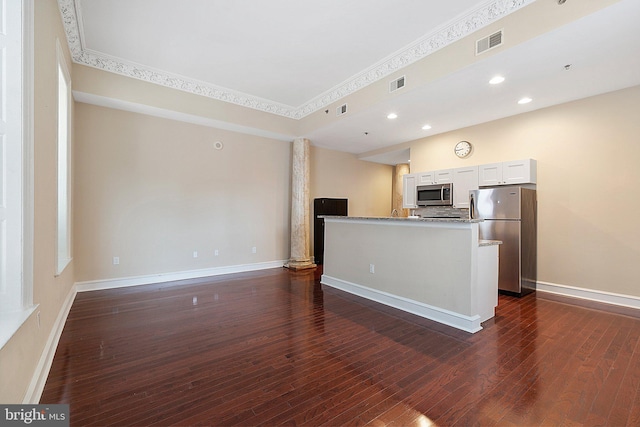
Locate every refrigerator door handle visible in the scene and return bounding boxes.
[469,192,476,219]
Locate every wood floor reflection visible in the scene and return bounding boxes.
[41,267,640,426]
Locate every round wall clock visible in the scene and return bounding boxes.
[454,140,472,158]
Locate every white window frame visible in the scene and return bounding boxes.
[55,39,72,276]
[0,0,35,350]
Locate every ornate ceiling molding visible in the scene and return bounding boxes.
[58,0,535,120]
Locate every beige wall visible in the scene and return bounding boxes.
[71,104,392,278]
[0,0,76,403]
[405,85,640,297]
[309,146,392,259]
[73,103,292,281]
[310,146,392,217]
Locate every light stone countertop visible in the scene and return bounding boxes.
[320,215,482,224]
[479,239,502,246]
[319,216,498,246]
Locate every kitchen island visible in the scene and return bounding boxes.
[320,216,500,333]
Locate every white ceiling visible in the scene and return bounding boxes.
[73,0,493,108]
[63,0,640,163]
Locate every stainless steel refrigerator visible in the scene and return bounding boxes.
[470,187,537,296]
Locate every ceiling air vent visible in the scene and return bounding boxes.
[476,29,503,55]
[336,103,348,116]
[389,76,406,93]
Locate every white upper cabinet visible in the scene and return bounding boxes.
[503,159,537,185]
[479,159,537,187]
[417,169,452,185]
[402,173,417,209]
[434,169,453,184]
[417,171,434,185]
[452,166,479,208]
[478,162,502,186]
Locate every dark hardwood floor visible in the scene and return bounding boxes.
[41,267,640,426]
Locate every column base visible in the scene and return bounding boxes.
[284,260,317,271]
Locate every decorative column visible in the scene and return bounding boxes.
[393,164,410,217]
[285,138,316,271]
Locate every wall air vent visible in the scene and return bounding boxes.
[389,76,406,93]
[476,29,503,55]
[336,103,348,116]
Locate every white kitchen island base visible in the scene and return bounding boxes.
[320,217,500,333]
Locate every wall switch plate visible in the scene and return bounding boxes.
[193,251,198,258]
[214,249,219,256]
[252,247,257,254]
[113,256,120,265]
[369,264,375,274]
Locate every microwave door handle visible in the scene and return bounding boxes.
[441,186,444,201]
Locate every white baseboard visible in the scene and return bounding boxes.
[24,285,77,404]
[537,280,640,310]
[75,260,288,292]
[321,275,482,333]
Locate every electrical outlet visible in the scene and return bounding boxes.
[214,249,219,256]
[252,246,257,254]
[113,256,120,265]
[193,251,198,258]
[369,264,375,274]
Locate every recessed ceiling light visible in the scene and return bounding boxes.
[387,113,398,119]
[518,97,533,105]
[422,124,432,130]
[489,76,505,85]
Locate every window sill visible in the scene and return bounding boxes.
[55,257,72,277]
[0,305,38,350]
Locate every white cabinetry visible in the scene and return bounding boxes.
[402,174,417,209]
[417,169,452,185]
[406,159,536,208]
[452,166,478,208]
[503,159,536,185]
[479,159,536,187]
[478,162,502,186]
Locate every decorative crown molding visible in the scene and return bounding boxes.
[58,0,535,120]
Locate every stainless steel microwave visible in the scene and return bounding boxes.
[416,183,453,206]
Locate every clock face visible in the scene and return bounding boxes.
[455,141,472,158]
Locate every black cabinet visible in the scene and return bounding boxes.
[313,198,348,265]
